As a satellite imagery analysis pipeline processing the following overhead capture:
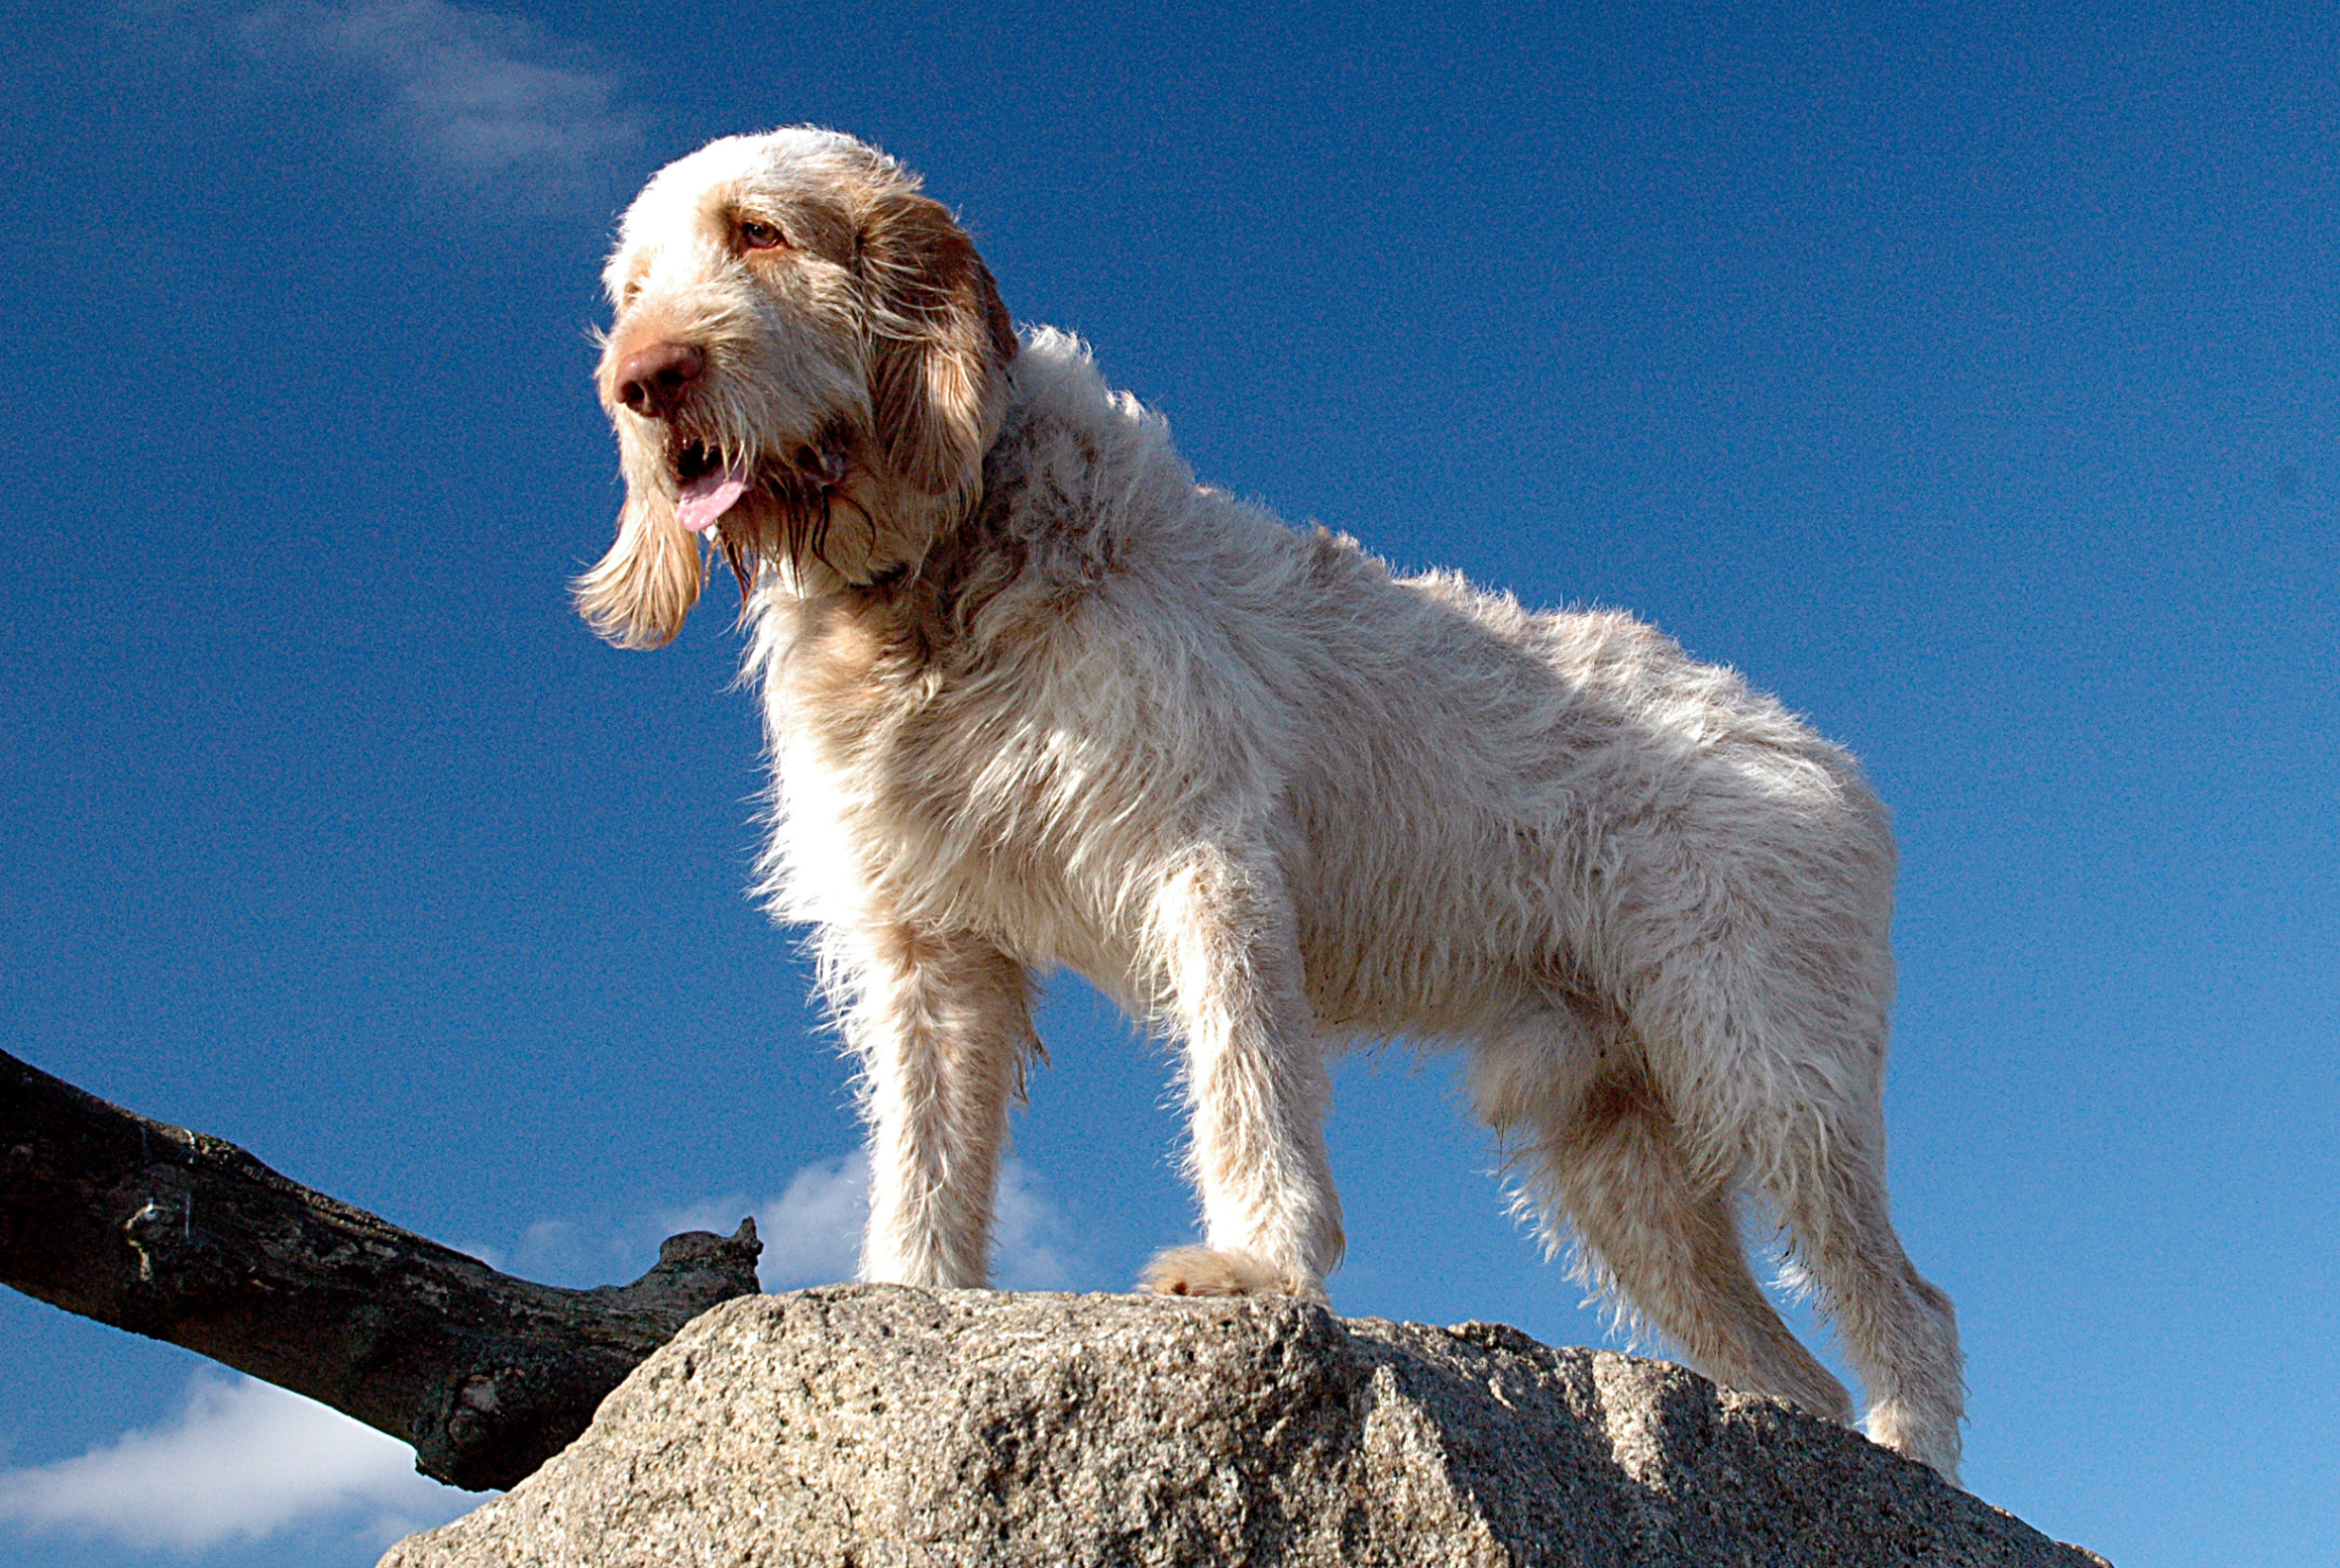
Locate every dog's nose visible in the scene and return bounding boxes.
[614,342,706,420]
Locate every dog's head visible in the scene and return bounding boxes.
[575,130,1018,649]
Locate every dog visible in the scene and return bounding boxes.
[574,128,1966,1479]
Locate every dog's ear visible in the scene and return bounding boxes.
[856,191,1017,495]
[573,495,708,650]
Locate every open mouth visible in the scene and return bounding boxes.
[670,432,854,541]
[674,440,754,535]
[675,441,723,484]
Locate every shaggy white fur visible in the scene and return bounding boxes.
[576,129,1967,1479]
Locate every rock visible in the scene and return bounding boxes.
[380,1286,2109,1568]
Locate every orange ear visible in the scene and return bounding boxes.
[857,192,1018,495]
[572,495,708,650]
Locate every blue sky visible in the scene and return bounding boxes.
[1,2,2333,1564]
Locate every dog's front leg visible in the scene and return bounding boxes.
[827,921,1038,1290]
[1138,846,1344,1303]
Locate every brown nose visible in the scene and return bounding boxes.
[614,342,706,420]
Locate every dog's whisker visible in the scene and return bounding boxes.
[806,493,835,575]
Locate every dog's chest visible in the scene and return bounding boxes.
[763,603,1115,958]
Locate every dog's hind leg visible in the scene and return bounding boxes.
[1760,1108,1966,1480]
[1137,846,1344,1302]
[1473,1007,1854,1424]
[828,921,1039,1290]
[1647,887,1965,1475]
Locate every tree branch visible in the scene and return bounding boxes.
[0,1047,762,1491]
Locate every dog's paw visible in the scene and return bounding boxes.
[1864,1398,1964,1486]
[1138,1246,1329,1305]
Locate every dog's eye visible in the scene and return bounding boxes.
[737,220,788,253]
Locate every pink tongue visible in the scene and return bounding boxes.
[678,465,752,534]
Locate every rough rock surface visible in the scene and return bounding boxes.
[381,1286,2108,1568]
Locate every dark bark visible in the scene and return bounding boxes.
[0,1047,763,1491]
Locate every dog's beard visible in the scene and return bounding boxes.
[616,405,873,600]
[705,467,879,595]
[604,373,975,629]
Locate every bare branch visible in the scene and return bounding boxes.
[0,1047,761,1491]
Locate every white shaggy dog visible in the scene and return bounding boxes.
[576,129,1966,1478]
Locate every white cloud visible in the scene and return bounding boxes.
[741,1151,873,1290]
[232,0,642,193]
[991,1158,1078,1290]
[0,1157,1080,1555]
[0,1374,473,1551]
[655,1151,1085,1293]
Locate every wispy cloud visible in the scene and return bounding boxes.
[473,1153,1085,1294]
[230,0,642,195]
[681,1151,875,1291]
[989,1159,1081,1290]
[1,1155,1080,1555]
[666,1152,1078,1292]
[0,1374,472,1551]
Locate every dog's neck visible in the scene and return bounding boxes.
[754,330,1176,672]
